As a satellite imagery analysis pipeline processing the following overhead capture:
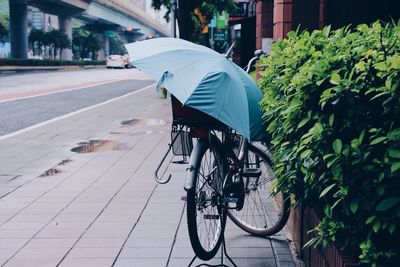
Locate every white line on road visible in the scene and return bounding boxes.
[0,83,155,141]
[0,79,123,104]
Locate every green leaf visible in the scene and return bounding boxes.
[358,130,365,144]
[388,224,396,234]
[319,184,336,198]
[373,221,381,233]
[388,128,400,141]
[314,122,323,133]
[388,148,400,159]
[330,73,341,85]
[323,154,335,161]
[287,31,297,39]
[328,114,334,126]
[332,139,342,154]
[322,25,331,37]
[300,149,312,159]
[350,202,358,214]
[366,216,376,224]
[331,199,342,210]
[376,197,400,211]
[327,157,339,168]
[370,91,390,101]
[298,117,310,128]
[391,162,400,173]
[370,136,387,145]
[316,78,326,86]
[331,165,342,178]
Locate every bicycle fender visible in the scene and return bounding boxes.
[184,138,207,191]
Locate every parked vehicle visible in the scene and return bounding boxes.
[106,55,125,69]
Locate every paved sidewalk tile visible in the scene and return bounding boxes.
[0,84,299,267]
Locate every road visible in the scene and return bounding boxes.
[0,69,154,136]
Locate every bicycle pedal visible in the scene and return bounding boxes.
[204,215,219,220]
[181,196,187,201]
[223,197,238,203]
[242,168,262,178]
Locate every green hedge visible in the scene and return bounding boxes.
[258,21,400,266]
[0,58,106,66]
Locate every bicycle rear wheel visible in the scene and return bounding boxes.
[186,137,227,261]
[228,142,290,236]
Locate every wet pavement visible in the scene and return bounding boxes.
[0,84,299,266]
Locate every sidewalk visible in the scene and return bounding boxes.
[0,65,105,72]
[0,85,298,267]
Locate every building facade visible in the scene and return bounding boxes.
[256,0,400,52]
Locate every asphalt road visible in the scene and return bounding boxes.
[0,71,154,136]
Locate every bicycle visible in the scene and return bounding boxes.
[154,50,290,262]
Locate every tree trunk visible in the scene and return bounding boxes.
[177,0,196,41]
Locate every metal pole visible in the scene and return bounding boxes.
[173,0,177,38]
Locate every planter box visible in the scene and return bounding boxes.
[287,205,359,267]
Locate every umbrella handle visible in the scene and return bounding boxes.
[154,144,173,184]
[154,124,183,184]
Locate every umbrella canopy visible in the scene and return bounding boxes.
[125,38,266,141]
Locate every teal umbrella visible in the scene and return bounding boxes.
[125,38,266,141]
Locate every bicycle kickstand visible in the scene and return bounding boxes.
[187,235,237,267]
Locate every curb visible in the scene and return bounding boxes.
[0,65,106,71]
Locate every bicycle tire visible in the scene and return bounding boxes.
[186,137,227,261]
[227,142,290,236]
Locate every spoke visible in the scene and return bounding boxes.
[194,145,224,252]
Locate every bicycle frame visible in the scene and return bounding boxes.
[184,129,248,192]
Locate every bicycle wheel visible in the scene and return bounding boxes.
[227,142,290,236]
[186,137,227,261]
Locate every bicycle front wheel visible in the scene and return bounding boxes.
[228,142,290,236]
[186,137,226,261]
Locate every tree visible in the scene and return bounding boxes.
[0,14,9,43]
[57,30,71,59]
[151,0,236,42]
[29,29,46,56]
[0,23,6,43]
[72,28,100,60]
[43,29,71,60]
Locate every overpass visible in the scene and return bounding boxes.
[9,0,173,59]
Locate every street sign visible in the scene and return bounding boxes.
[105,31,116,38]
[217,11,228,29]
[209,17,217,28]
[213,29,226,41]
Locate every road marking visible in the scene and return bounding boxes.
[0,83,156,141]
[0,79,122,104]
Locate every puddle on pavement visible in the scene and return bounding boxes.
[120,118,167,127]
[39,168,61,177]
[121,119,140,127]
[38,159,73,178]
[58,159,72,166]
[71,140,130,153]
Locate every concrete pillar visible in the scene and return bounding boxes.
[97,33,110,60]
[104,34,109,57]
[9,0,28,59]
[273,0,293,41]
[97,34,105,60]
[58,15,73,60]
